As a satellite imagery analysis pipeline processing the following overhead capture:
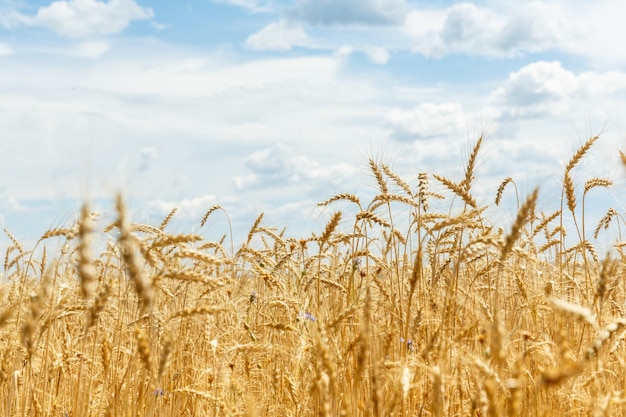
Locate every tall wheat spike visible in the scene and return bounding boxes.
[566,135,599,173]
[461,135,483,191]
[501,188,538,261]
[495,177,513,206]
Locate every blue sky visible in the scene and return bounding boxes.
[1,0,626,250]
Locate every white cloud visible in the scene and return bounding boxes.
[245,20,308,51]
[333,45,390,64]
[578,71,626,96]
[333,45,391,65]
[74,40,110,57]
[233,144,357,192]
[27,0,153,38]
[0,6,28,29]
[405,2,571,58]
[386,103,466,141]
[553,0,626,67]
[151,21,169,30]
[490,61,577,118]
[402,8,445,40]
[365,46,390,64]
[288,0,410,26]
[0,42,13,55]
[334,45,353,57]
[400,1,626,66]
[490,61,626,119]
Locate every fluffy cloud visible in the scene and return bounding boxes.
[365,46,390,64]
[287,0,409,26]
[27,0,153,38]
[491,61,577,118]
[245,20,308,51]
[333,45,391,64]
[490,61,626,118]
[234,1,626,69]
[233,144,357,192]
[386,103,466,141]
[405,2,570,58]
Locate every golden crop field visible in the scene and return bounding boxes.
[2,134,626,416]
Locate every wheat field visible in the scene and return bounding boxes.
[2,134,626,416]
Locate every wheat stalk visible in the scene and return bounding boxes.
[594,208,618,239]
[566,135,599,173]
[159,207,177,231]
[381,163,413,197]
[369,159,388,194]
[461,135,483,191]
[500,188,538,261]
[495,177,513,206]
[433,174,477,208]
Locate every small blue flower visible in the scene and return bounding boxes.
[298,311,316,322]
[400,337,414,353]
[154,388,165,397]
[407,339,414,353]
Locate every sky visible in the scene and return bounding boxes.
[2,0,626,251]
